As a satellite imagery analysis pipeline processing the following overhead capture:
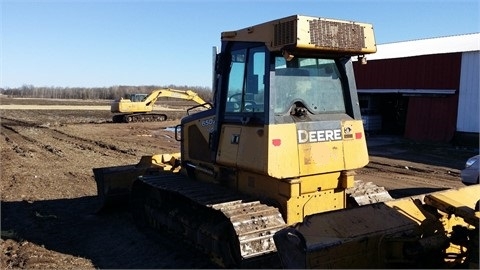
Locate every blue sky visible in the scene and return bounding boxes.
[1,0,479,89]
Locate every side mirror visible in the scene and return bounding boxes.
[174,125,182,141]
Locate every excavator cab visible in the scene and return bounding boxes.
[127,93,148,102]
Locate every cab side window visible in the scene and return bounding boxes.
[226,51,246,113]
[225,47,265,114]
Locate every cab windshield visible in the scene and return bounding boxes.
[274,57,346,114]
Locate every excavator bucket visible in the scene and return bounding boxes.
[92,153,181,210]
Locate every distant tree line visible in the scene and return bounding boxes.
[0,84,213,102]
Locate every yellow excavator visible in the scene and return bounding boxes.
[110,88,211,123]
[93,15,479,268]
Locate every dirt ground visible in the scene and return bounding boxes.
[0,96,478,269]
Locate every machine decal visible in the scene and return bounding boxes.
[343,127,362,140]
[201,117,215,127]
[200,117,215,132]
[343,126,353,139]
[297,129,342,144]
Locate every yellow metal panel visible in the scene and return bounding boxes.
[222,15,376,55]
[236,170,346,225]
[235,167,357,226]
[374,187,480,226]
[236,170,299,200]
[285,189,346,225]
[298,141,344,174]
[299,173,341,194]
[236,126,268,173]
[424,184,480,210]
[266,124,300,178]
[118,100,153,113]
[216,125,241,166]
[423,184,480,226]
[342,120,369,169]
[295,120,368,174]
[383,199,427,225]
[277,179,300,198]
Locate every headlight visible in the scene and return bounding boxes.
[465,156,479,168]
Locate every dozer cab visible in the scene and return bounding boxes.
[93,15,479,268]
[110,88,211,123]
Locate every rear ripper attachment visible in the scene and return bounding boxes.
[274,185,480,269]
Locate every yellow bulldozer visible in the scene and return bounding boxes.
[93,15,479,268]
[110,88,211,123]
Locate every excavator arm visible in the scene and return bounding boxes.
[142,89,211,108]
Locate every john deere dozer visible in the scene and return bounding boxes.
[93,15,479,268]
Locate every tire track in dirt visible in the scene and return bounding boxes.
[2,125,36,158]
[357,157,465,198]
[1,116,136,159]
[365,159,460,181]
[1,118,60,159]
[0,116,140,203]
[48,127,137,156]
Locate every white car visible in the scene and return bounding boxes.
[461,155,479,185]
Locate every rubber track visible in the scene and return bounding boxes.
[131,173,286,268]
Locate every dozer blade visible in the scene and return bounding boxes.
[92,153,180,210]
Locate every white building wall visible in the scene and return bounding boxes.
[361,33,480,61]
[456,51,480,133]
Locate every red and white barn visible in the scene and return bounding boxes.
[353,33,479,146]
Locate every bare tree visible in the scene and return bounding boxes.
[0,85,213,102]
